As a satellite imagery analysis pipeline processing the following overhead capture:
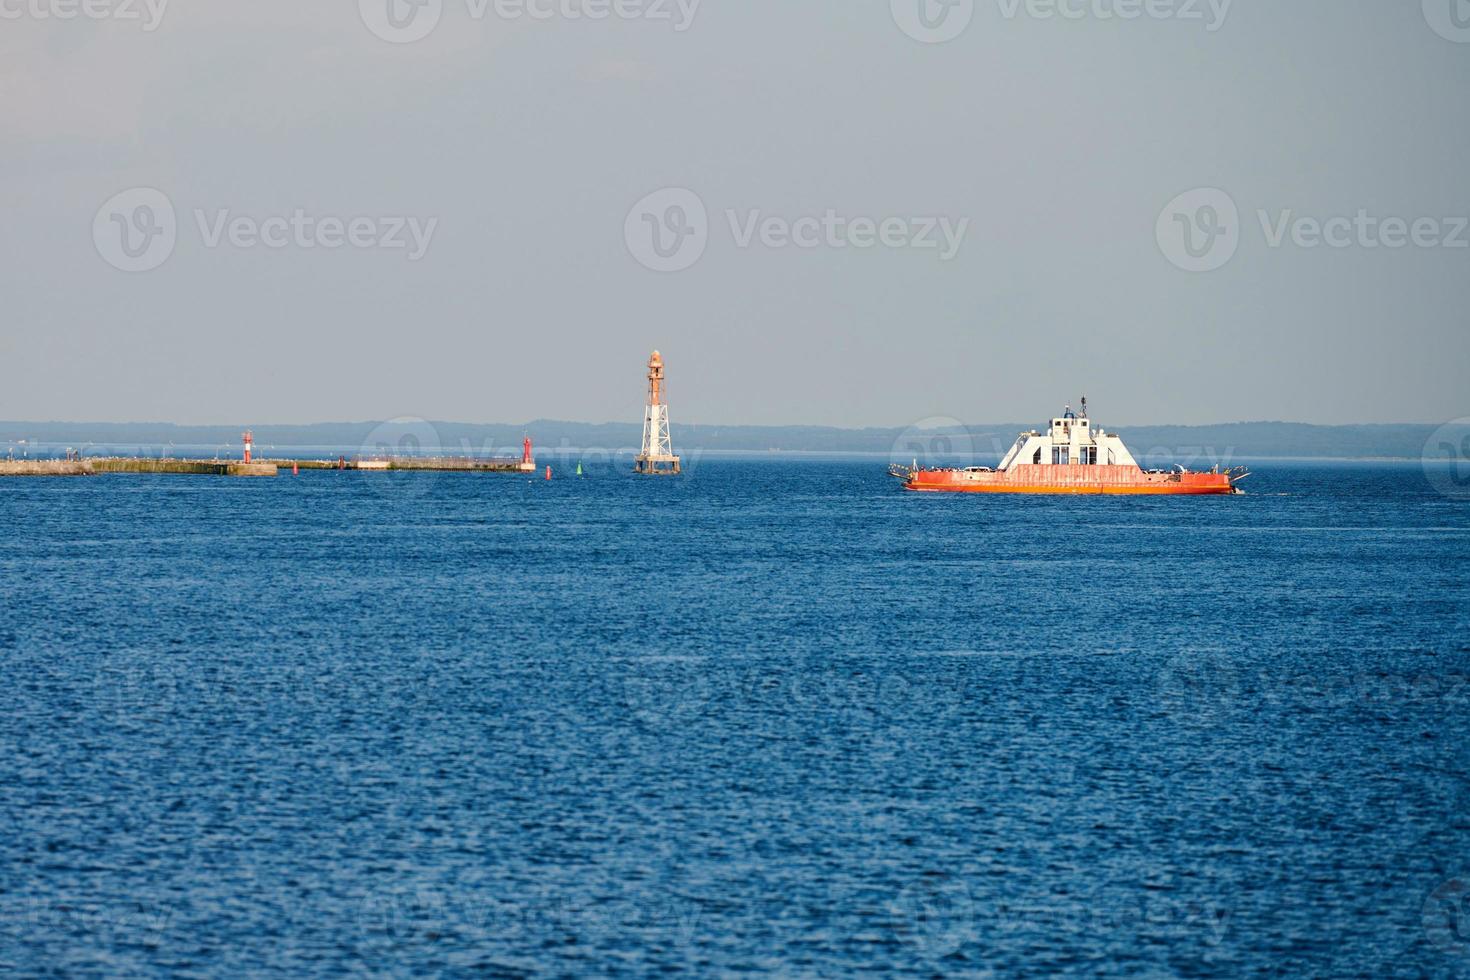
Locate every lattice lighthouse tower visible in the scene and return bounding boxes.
[635,350,681,475]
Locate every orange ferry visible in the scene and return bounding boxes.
[891,399,1247,496]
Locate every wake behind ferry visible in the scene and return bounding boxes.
[891,399,1248,495]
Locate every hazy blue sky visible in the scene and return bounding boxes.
[2,0,1467,427]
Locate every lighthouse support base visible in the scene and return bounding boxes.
[634,455,682,475]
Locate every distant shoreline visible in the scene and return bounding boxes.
[1,419,1463,462]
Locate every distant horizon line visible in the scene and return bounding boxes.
[0,417,1453,431]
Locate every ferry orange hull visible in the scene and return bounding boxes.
[902,464,1237,496]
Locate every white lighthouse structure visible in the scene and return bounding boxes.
[635,350,681,475]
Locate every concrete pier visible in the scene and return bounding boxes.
[0,455,533,478]
[348,457,535,473]
[256,457,534,472]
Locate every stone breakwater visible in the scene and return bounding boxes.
[0,459,278,477]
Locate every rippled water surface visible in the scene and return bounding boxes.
[3,460,1469,975]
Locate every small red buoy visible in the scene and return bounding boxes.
[292,461,299,476]
[545,465,552,481]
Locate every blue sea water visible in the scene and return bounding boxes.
[2,459,1468,976]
